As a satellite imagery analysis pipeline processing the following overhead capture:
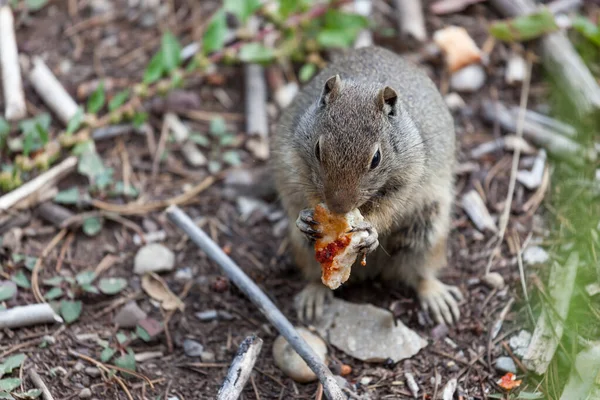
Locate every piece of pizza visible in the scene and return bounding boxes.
[312,203,369,290]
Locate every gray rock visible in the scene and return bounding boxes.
[79,388,92,399]
[195,310,218,321]
[495,356,517,374]
[183,339,204,357]
[42,335,56,345]
[272,327,327,383]
[509,330,532,358]
[175,267,193,281]
[442,378,457,400]
[200,351,215,362]
[114,301,147,328]
[133,243,175,274]
[444,92,465,111]
[450,64,486,93]
[313,298,427,363]
[482,272,505,290]
[74,361,85,372]
[85,367,101,378]
[523,246,549,266]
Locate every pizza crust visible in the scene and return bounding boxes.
[313,203,369,290]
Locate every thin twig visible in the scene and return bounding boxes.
[32,228,68,303]
[28,368,55,400]
[485,54,533,275]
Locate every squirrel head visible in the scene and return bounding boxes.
[295,74,427,215]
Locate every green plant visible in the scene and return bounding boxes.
[0,354,42,399]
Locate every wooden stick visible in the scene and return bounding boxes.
[490,0,600,119]
[36,202,76,228]
[0,303,63,329]
[166,205,345,400]
[28,57,80,125]
[0,4,26,120]
[217,335,263,400]
[28,368,55,400]
[0,156,77,213]
[244,64,269,138]
[394,0,427,43]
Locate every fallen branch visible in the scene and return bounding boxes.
[523,252,579,374]
[394,0,427,43]
[36,202,76,228]
[0,156,77,213]
[461,190,497,233]
[217,335,263,400]
[166,205,345,400]
[0,4,26,120]
[490,0,600,119]
[0,303,63,329]
[28,368,55,400]
[28,57,80,126]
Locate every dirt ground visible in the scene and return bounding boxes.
[0,1,561,399]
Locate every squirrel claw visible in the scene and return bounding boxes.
[294,282,332,322]
[296,208,322,242]
[351,222,379,253]
[418,278,463,326]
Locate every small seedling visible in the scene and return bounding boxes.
[0,354,42,399]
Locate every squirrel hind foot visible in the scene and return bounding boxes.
[417,278,463,326]
[294,282,333,322]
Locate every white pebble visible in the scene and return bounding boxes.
[272,327,327,383]
[482,272,505,290]
[133,243,175,274]
[450,64,486,93]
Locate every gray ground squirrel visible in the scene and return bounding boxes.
[271,46,463,325]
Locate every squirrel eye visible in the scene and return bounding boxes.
[314,140,321,161]
[370,149,381,169]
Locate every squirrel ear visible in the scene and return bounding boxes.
[378,86,398,116]
[320,74,341,106]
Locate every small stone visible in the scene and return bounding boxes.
[509,330,532,358]
[79,388,92,398]
[174,267,193,281]
[133,243,175,274]
[450,64,486,93]
[272,327,327,383]
[586,283,600,297]
[522,246,549,266]
[360,377,373,386]
[42,335,56,345]
[183,339,204,357]
[495,356,517,374]
[114,301,147,328]
[195,310,218,321]
[85,367,101,378]
[505,53,527,85]
[444,92,465,111]
[201,351,215,362]
[74,361,85,372]
[442,378,458,400]
[482,272,505,290]
[219,310,234,320]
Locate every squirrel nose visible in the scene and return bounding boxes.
[326,190,355,215]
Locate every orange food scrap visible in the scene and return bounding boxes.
[497,372,522,390]
[340,364,352,376]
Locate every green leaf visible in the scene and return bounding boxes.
[66,107,84,135]
[219,134,236,147]
[0,354,26,377]
[19,114,51,136]
[114,350,136,372]
[0,283,17,302]
[81,284,99,294]
[189,133,210,147]
[0,379,20,392]
[25,0,48,11]
[516,393,545,399]
[108,90,130,112]
[0,118,9,149]
[208,160,222,174]
[209,117,228,136]
[143,51,165,84]
[87,81,106,114]
[44,287,63,300]
[573,16,600,47]
[0,392,13,399]
[132,112,148,128]
[82,217,103,237]
[42,276,64,286]
[222,150,241,166]
[136,325,151,342]
[98,278,127,295]
[60,300,82,323]
[11,271,30,289]
[100,347,116,363]
[299,63,317,82]
[12,388,42,399]
[238,43,275,64]
[317,29,353,48]
[489,8,559,42]
[24,257,37,271]
[279,0,299,18]
[77,142,107,184]
[76,270,96,286]
[203,9,227,55]
[110,182,139,198]
[224,0,261,23]
[116,332,128,344]
[54,187,79,205]
[161,32,182,72]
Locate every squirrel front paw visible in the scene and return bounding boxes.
[294,282,333,321]
[350,221,379,253]
[296,208,322,242]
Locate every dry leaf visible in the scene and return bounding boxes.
[497,372,522,390]
[433,26,482,73]
[141,273,184,311]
